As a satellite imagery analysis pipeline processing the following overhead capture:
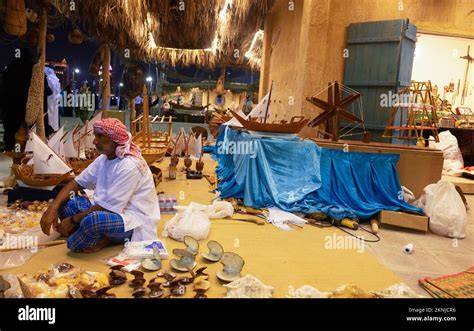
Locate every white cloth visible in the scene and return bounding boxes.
[45,67,61,131]
[75,155,160,241]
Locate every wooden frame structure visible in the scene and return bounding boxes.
[383,80,439,144]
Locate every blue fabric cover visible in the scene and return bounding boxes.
[215,126,422,221]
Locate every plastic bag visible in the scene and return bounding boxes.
[424,181,467,238]
[205,200,234,218]
[162,202,211,242]
[429,131,464,171]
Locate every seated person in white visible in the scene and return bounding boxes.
[40,118,160,253]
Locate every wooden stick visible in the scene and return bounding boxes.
[101,45,111,118]
[35,4,47,139]
[0,240,66,253]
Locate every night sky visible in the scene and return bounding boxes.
[0,19,258,95]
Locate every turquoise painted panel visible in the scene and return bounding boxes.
[343,19,417,131]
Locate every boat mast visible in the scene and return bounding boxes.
[263,81,273,124]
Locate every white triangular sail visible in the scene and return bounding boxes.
[62,127,78,158]
[48,126,65,155]
[247,92,270,120]
[188,130,196,157]
[194,134,202,159]
[32,133,72,175]
[84,112,102,149]
[224,109,247,127]
[25,125,36,153]
[174,128,186,156]
[74,122,88,158]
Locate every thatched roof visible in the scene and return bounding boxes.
[50,0,273,69]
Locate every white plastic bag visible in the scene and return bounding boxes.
[429,131,464,171]
[162,202,211,242]
[424,181,467,239]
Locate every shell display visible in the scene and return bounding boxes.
[216,252,244,282]
[202,240,224,262]
[183,235,199,255]
[287,285,331,298]
[170,249,196,272]
[329,283,375,299]
[224,275,273,298]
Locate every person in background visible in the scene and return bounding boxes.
[45,66,61,136]
[0,48,35,153]
[77,81,91,124]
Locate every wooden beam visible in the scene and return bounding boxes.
[35,4,48,139]
[101,45,111,118]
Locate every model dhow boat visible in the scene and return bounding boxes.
[230,83,309,135]
[12,133,73,188]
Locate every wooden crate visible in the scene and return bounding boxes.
[378,210,429,232]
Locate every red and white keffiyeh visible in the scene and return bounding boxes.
[93,118,147,174]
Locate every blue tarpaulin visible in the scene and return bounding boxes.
[214,126,422,221]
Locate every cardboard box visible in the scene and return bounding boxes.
[378,210,429,232]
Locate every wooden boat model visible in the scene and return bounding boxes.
[12,164,72,187]
[228,83,309,135]
[133,85,171,165]
[12,133,73,188]
[230,111,309,134]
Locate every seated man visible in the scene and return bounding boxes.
[40,118,160,253]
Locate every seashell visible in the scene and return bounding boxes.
[55,262,74,273]
[170,284,186,296]
[224,275,273,298]
[216,252,244,283]
[170,249,196,272]
[130,270,144,278]
[0,276,11,298]
[159,271,176,281]
[142,258,161,271]
[286,285,331,298]
[132,287,146,298]
[68,285,83,298]
[141,247,162,271]
[329,283,374,298]
[80,289,96,298]
[177,277,194,285]
[202,240,224,262]
[194,289,207,298]
[183,236,199,255]
[109,269,127,286]
[129,277,146,288]
[193,279,211,291]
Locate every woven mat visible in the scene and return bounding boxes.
[419,266,474,298]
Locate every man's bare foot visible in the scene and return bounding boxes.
[82,237,111,253]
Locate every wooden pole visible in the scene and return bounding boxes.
[101,45,111,118]
[263,81,273,124]
[129,99,136,135]
[35,4,48,139]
